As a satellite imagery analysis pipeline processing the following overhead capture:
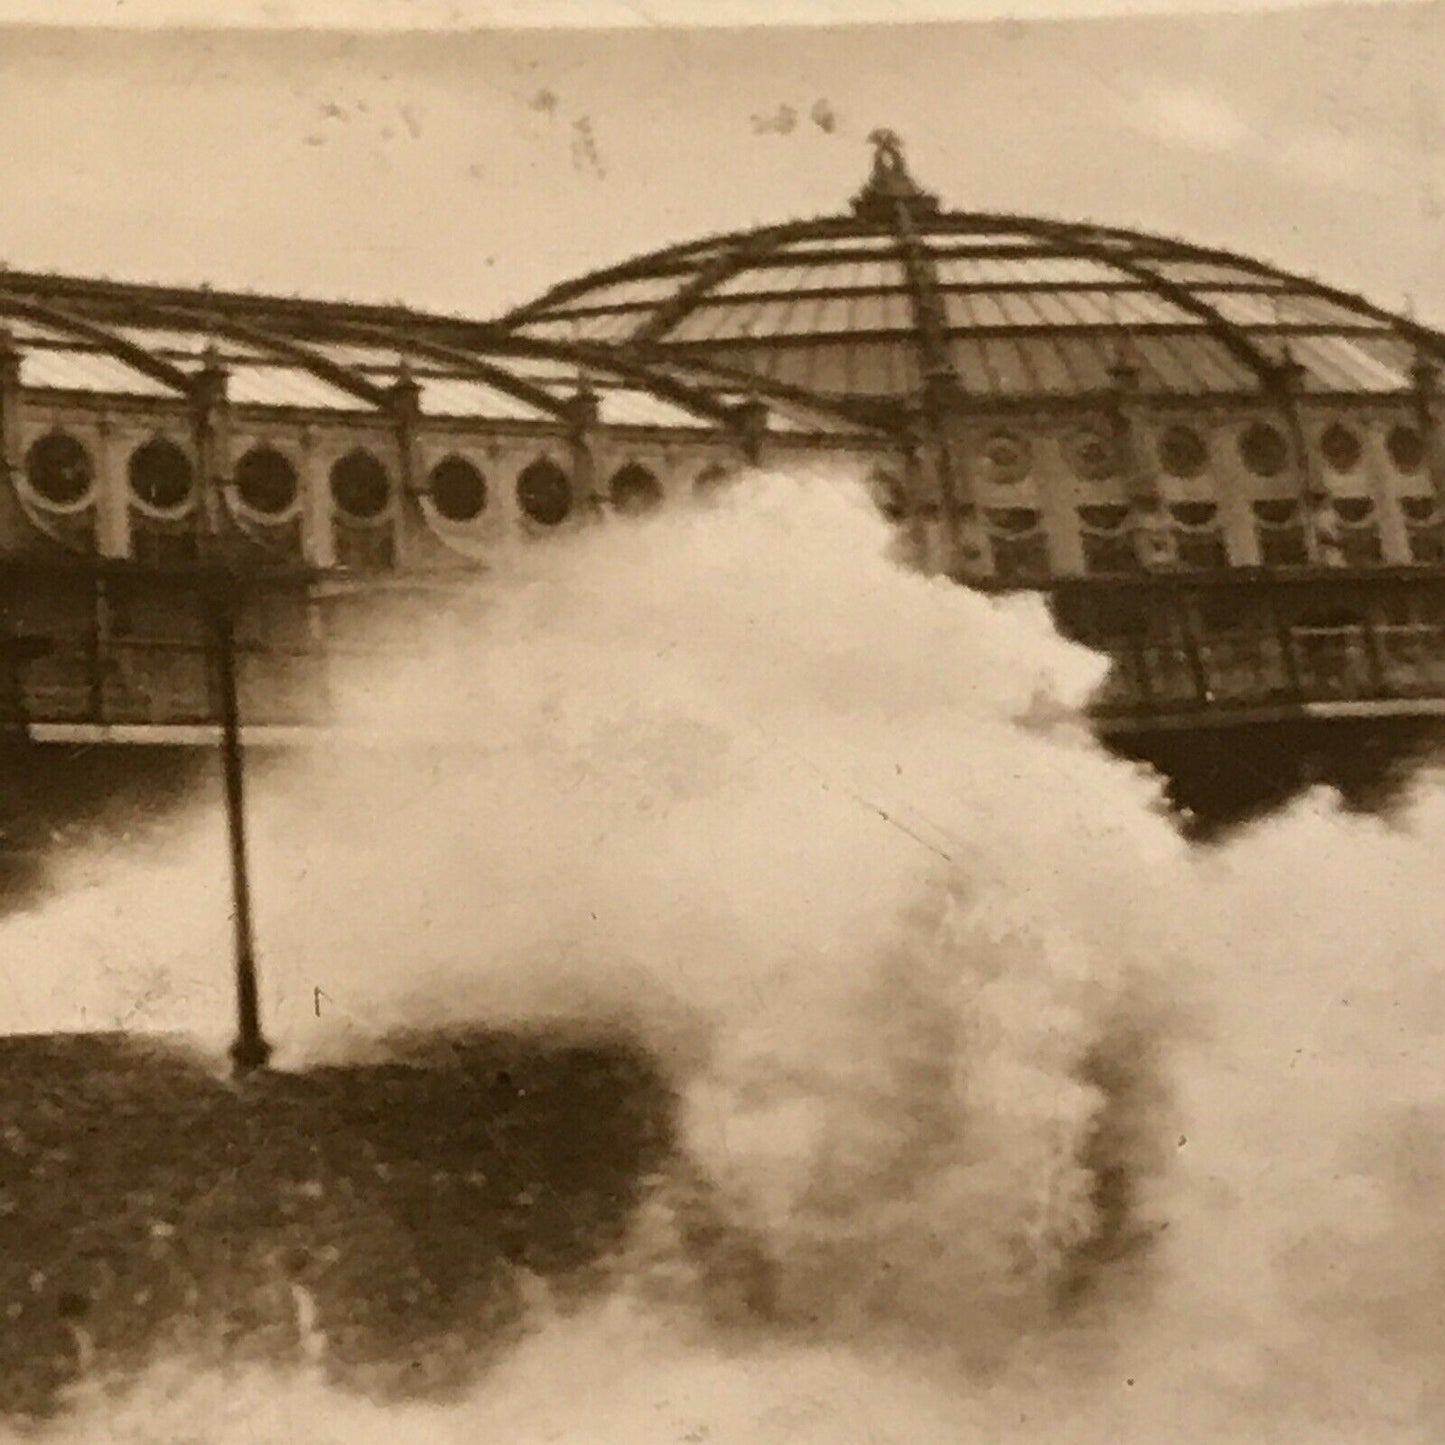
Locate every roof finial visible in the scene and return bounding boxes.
[852,130,939,222]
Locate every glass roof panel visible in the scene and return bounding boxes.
[1112,290,1200,325]
[1188,335,1263,390]
[1289,334,1412,392]
[1050,336,1115,392]
[417,376,550,421]
[1129,335,1207,392]
[309,341,417,370]
[113,325,267,363]
[1190,286,1381,326]
[712,263,817,298]
[1146,260,1284,287]
[20,348,178,397]
[990,292,1053,326]
[1014,336,1076,394]
[515,319,587,342]
[755,343,847,394]
[948,337,996,395]
[931,255,1129,287]
[918,231,1046,250]
[806,295,862,334]
[854,259,903,290]
[497,354,585,385]
[228,364,373,411]
[596,387,711,429]
[563,273,694,308]
[5,318,75,345]
[850,291,914,331]
[778,235,904,256]
[1018,290,1096,326]
[667,303,746,342]
[848,338,921,396]
[563,311,647,342]
[980,337,1038,394]
[1129,334,1257,392]
[1273,292,1387,328]
[1189,290,1288,326]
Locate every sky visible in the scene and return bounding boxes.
[0,1,1429,27]
[0,1,1442,325]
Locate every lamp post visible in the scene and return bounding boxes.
[206,580,271,1076]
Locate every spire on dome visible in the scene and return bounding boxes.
[851,130,940,223]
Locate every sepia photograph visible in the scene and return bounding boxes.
[0,0,1442,1438]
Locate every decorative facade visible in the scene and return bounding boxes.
[509,132,1445,737]
[3,133,1445,771]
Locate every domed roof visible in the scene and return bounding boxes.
[504,131,1443,420]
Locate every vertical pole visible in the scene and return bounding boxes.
[210,585,270,1076]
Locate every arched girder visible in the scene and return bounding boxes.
[500,212,867,328]
[891,200,962,395]
[1200,255,1445,371]
[480,331,736,425]
[0,288,194,396]
[632,227,793,344]
[623,341,900,435]
[138,299,393,411]
[1009,217,1283,390]
[323,321,572,420]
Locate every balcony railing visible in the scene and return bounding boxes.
[1091,622,1445,726]
[10,560,1445,738]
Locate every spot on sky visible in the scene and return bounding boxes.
[751,103,798,137]
[811,99,838,134]
[571,115,605,177]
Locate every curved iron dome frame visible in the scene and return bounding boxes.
[500,136,1445,401]
[0,270,887,455]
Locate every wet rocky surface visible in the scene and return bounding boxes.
[0,1029,673,1421]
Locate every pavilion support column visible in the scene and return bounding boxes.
[389,362,422,569]
[191,344,231,556]
[564,381,604,523]
[731,395,769,471]
[298,426,335,570]
[930,390,991,583]
[92,413,131,560]
[1276,349,1334,566]
[1110,350,1175,573]
[899,441,935,574]
[1413,349,1445,509]
[0,328,24,543]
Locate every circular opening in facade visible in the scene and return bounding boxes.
[693,463,735,500]
[1388,423,1426,473]
[1157,424,1208,480]
[1238,421,1290,478]
[128,437,194,510]
[1320,422,1362,473]
[234,446,299,515]
[25,431,93,506]
[1066,428,1118,482]
[428,455,487,522]
[517,458,572,526]
[1402,496,1438,524]
[610,462,663,516]
[980,431,1031,485]
[330,450,391,520]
